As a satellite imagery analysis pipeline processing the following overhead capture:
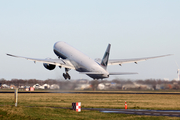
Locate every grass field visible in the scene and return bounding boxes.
[0,92,180,119]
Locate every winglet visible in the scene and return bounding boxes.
[6,53,14,57]
[101,44,111,69]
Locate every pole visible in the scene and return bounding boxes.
[14,88,18,107]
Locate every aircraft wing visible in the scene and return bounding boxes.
[108,54,172,65]
[6,54,75,69]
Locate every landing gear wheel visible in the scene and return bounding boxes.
[63,73,71,80]
[63,73,67,80]
[66,73,71,80]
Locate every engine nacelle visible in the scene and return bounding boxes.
[43,63,56,70]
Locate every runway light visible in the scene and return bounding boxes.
[72,102,81,112]
[125,101,127,109]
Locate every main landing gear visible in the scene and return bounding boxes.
[63,73,71,80]
[63,68,71,80]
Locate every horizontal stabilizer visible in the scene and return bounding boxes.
[109,72,138,75]
[79,72,103,75]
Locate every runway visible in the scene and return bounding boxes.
[23,106,180,117]
[1,91,180,95]
[49,107,180,117]
[98,109,180,117]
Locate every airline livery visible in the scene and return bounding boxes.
[7,41,171,80]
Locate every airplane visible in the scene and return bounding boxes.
[7,41,172,80]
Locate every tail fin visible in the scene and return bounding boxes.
[101,44,111,69]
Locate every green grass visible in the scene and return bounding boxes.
[0,92,180,119]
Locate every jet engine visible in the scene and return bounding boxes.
[43,63,56,70]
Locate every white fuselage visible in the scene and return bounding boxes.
[53,41,109,79]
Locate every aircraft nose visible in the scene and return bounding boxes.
[53,41,65,50]
[54,41,61,48]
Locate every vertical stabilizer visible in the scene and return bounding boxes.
[101,44,111,69]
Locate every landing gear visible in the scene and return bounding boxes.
[63,73,71,80]
[63,68,71,80]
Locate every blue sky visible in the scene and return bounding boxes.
[0,0,180,80]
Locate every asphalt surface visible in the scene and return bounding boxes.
[98,109,180,117]
[48,107,180,117]
[1,91,180,94]
[23,106,180,117]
